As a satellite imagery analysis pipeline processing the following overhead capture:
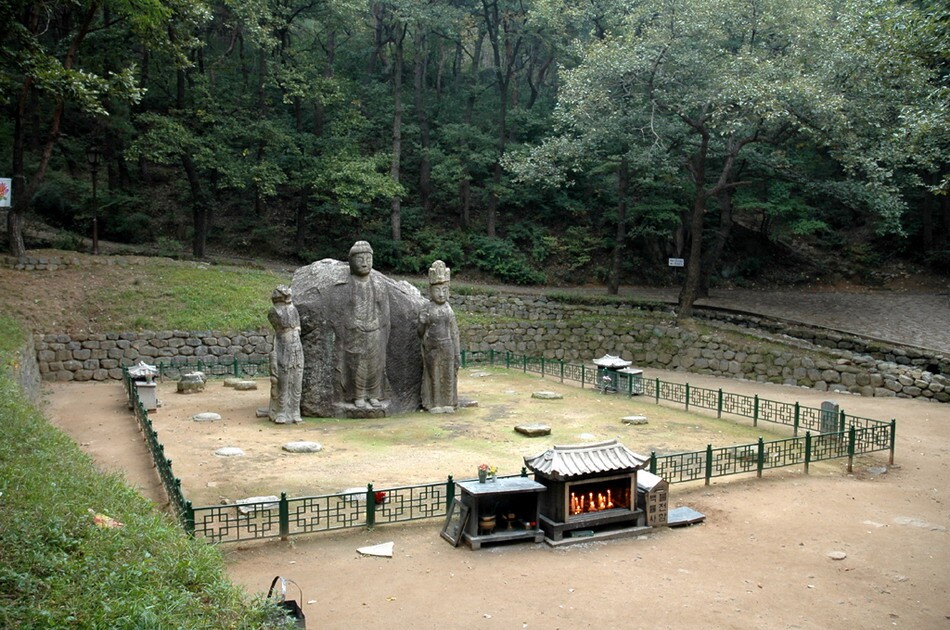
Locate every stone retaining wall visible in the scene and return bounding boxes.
[34,293,949,403]
[1,254,163,271]
[35,330,272,382]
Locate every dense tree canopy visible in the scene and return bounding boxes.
[2,0,947,291]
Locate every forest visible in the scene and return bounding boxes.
[2,0,947,313]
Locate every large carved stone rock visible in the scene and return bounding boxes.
[292,258,427,417]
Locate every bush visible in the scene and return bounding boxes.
[470,236,547,285]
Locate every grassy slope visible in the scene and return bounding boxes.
[0,314,281,628]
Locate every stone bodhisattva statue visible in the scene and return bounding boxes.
[418,260,460,412]
[342,240,390,409]
[267,285,303,423]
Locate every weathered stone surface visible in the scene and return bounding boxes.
[193,412,222,422]
[282,441,323,453]
[292,257,427,417]
[177,372,206,393]
[531,391,563,400]
[827,551,847,560]
[236,495,279,514]
[458,398,479,408]
[515,423,551,437]
[223,377,242,387]
[214,447,244,457]
[622,415,648,425]
[233,380,258,391]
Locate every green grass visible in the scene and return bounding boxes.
[89,265,290,331]
[0,316,286,628]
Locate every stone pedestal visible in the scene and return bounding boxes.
[135,381,158,411]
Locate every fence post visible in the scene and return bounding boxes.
[793,402,800,437]
[717,389,723,418]
[581,364,585,388]
[461,350,466,368]
[523,354,527,373]
[753,395,759,427]
[685,383,690,411]
[183,501,195,536]
[490,349,495,366]
[446,475,455,512]
[628,373,634,397]
[847,425,856,473]
[889,419,896,465]
[655,377,660,404]
[804,431,812,474]
[279,492,290,541]
[560,360,564,383]
[705,444,713,486]
[649,450,657,475]
[366,483,376,529]
[839,409,846,435]
[756,437,765,478]
[232,358,239,376]
[540,357,545,378]
[505,351,511,369]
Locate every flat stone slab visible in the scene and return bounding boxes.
[515,423,551,437]
[236,495,280,514]
[214,447,244,457]
[622,415,648,425]
[532,391,563,400]
[193,412,222,422]
[469,371,491,378]
[827,551,848,561]
[357,541,394,558]
[458,398,479,408]
[256,408,270,418]
[428,406,456,414]
[282,441,323,453]
[667,507,706,527]
[223,377,243,387]
[233,380,258,391]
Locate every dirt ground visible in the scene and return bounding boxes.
[44,369,949,630]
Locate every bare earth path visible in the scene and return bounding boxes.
[45,370,949,630]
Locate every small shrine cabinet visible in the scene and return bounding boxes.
[457,477,546,550]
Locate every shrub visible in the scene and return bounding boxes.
[470,236,546,285]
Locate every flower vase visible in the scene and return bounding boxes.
[489,472,496,482]
[478,470,487,483]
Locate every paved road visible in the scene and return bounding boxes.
[616,286,950,354]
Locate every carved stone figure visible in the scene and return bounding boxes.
[292,241,427,418]
[342,241,390,409]
[267,285,303,423]
[418,261,460,412]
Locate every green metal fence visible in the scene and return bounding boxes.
[461,350,897,481]
[124,354,896,544]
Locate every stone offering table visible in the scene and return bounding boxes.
[457,477,545,550]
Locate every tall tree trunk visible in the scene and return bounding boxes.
[698,183,735,298]
[390,25,406,242]
[414,31,432,214]
[182,154,208,258]
[8,2,96,257]
[608,155,629,295]
[677,133,710,319]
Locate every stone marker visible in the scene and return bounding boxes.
[282,441,323,453]
[357,541,394,558]
[532,391,563,400]
[234,380,258,391]
[193,412,222,422]
[177,372,206,394]
[515,423,552,437]
[236,495,280,514]
[622,415,648,425]
[214,447,244,457]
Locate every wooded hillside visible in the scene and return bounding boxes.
[3,0,947,308]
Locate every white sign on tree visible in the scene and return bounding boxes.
[0,178,10,207]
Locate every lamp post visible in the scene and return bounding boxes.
[85,143,100,255]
